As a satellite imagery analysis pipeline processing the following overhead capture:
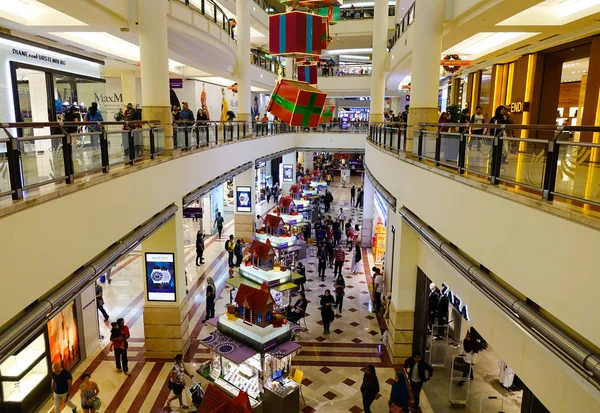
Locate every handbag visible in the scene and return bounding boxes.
[389,402,403,413]
[92,397,101,410]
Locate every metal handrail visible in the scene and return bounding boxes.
[173,0,236,41]
[388,1,416,49]
[368,122,600,208]
[0,120,366,202]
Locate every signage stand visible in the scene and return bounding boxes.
[429,324,449,367]
[479,395,505,413]
[449,354,470,406]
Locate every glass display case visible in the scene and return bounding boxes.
[0,334,51,413]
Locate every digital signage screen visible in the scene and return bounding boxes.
[145,252,176,302]
[236,186,252,212]
[282,164,294,182]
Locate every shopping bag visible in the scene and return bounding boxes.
[93,397,101,410]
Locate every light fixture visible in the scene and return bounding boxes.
[443,32,538,58]
[323,48,372,56]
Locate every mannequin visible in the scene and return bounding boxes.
[427,283,440,333]
[437,292,449,326]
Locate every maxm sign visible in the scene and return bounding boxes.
[441,282,469,321]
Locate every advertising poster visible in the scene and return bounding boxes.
[282,164,294,182]
[236,186,252,212]
[47,301,80,371]
[145,252,176,302]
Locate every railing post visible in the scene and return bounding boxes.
[457,131,466,174]
[6,137,23,200]
[490,128,504,185]
[100,129,110,173]
[417,129,423,160]
[128,130,135,165]
[149,128,156,160]
[383,127,387,148]
[397,128,401,153]
[213,4,217,22]
[204,126,209,146]
[542,132,561,201]
[184,126,190,150]
[214,124,219,144]
[434,131,441,166]
[62,133,75,183]
[243,122,247,137]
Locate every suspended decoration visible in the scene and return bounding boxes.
[320,105,335,124]
[320,16,329,49]
[440,54,472,74]
[280,0,343,8]
[317,6,340,24]
[297,63,317,85]
[269,11,324,57]
[267,79,327,128]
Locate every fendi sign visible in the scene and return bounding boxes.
[508,101,530,113]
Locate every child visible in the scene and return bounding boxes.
[108,322,121,352]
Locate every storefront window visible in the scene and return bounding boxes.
[479,68,492,119]
[557,58,589,127]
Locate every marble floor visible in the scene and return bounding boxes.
[39,176,433,413]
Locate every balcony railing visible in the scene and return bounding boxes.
[250,50,282,76]
[368,122,600,208]
[340,5,395,20]
[317,62,372,77]
[0,121,366,202]
[173,0,236,40]
[388,2,415,50]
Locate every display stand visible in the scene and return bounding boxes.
[429,324,449,367]
[479,395,505,412]
[449,354,470,407]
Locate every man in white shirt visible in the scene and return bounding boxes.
[469,105,485,150]
[373,271,384,313]
[255,214,264,231]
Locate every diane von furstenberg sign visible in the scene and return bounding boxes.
[12,48,66,65]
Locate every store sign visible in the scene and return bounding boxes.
[441,283,469,320]
[13,48,66,65]
[440,59,472,67]
[145,253,176,302]
[236,186,252,212]
[508,101,529,113]
[94,92,122,103]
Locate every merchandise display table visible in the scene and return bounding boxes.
[279,213,304,225]
[294,199,311,210]
[309,181,327,189]
[255,233,297,248]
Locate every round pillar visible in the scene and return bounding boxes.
[369,0,389,123]
[236,0,251,121]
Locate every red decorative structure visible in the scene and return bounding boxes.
[267,79,326,128]
[198,383,251,413]
[234,283,275,328]
[263,214,285,236]
[320,105,335,123]
[297,63,317,85]
[278,196,297,215]
[289,184,303,200]
[269,11,323,57]
[245,239,276,270]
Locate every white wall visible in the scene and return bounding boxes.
[365,143,600,348]
[0,133,366,328]
[103,77,143,121]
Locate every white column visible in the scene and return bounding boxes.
[121,70,137,107]
[234,168,256,240]
[369,0,388,123]
[280,151,297,194]
[304,152,314,171]
[361,177,375,247]
[407,0,444,141]
[236,0,251,121]
[138,0,172,146]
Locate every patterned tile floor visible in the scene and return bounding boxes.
[39,177,432,413]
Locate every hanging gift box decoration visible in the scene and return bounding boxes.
[267,79,327,128]
[269,11,323,57]
[297,64,318,85]
[320,16,329,50]
[320,105,335,123]
[296,56,316,64]
[317,6,340,24]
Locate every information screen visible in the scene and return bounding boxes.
[282,164,294,182]
[145,252,176,302]
[236,186,252,212]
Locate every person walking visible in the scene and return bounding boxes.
[358,186,364,208]
[234,239,244,267]
[295,262,306,292]
[111,318,130,374]
[203,277,216,322]
[95,282,109,322]
[320,289,335,334]
[334,273,346,313]
[458,330,477,386]
[196,231,205,266]
[404,351,433,411]
[79,372,100,413]
[166,354,194,410]
[373,270,384,314]
[214,212,225,238]
[389,372,409,413]
[225,235,235,268]
[355,187,362,208]
[334,245,345,277]
[84,102,103,148]
[350,185,356,206]
[360,365,380,413]
[317,245,328,281]
[52,362,77,413]
[351,243,362,273]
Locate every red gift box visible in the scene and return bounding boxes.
[269,11,323,57]
[320,105,335,123]
[297,64,317,85]
[267,79,327,128]
[321,16,329,50]
[280,0,343,6]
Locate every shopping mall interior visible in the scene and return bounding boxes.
[0,0,599,412]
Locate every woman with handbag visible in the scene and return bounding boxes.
[458,331,477,386]
[167,354,194,409]
[389,372,409,413]
[79,372,101,413]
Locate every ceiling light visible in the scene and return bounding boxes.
[323,48,372,56]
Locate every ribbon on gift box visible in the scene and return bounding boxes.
[270,11,323,56]
[298,65,317,85]
[272,92,323,127]
[320,105,335,123]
